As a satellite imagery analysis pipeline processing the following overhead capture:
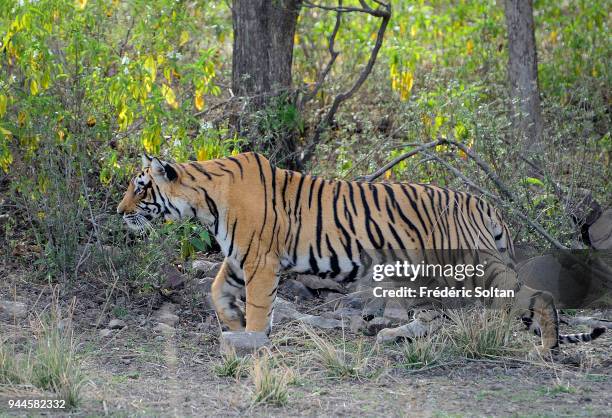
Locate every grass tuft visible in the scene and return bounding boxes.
[401,334,449,370]
[30,317,84,408]
[250,354,290,406]
[304,326,372,379]
[0,338,27,385]
[446,309,518,359]
[214,350,249,379]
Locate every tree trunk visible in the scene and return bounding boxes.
[231,0,301,168]
[504,0,543,154]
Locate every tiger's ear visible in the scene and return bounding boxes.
[141,154,152,169]
[150,157,178,182]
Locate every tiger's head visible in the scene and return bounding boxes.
[117,154,181,232]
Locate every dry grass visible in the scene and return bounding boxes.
[214,349,249,379]
[0,303,84,409]
[400,333,450,370]
[250,353,292,406]
[445,308,522,359]
[303,325,375,379]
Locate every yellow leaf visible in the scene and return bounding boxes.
[196,147,207,161]
[30,79,39,96]
[143,56,157,82]
[18,111,26,127]
[75,0,87,10]
[466,39,474,55]
[0,126,12,138]
[86,116,96,127]
[384,170,392,180]
[549,30,558,45]
[194,91,204,111]
[410,25,417,37]
[0,95,7,117]
[161,84,179,109]
[179,30,190,46]
[57,130,65,141]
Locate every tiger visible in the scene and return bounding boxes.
[117,152,605,354]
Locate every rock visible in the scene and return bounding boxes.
[220,331,270,357]
[324,292,345,306]
[192,260,222,277]
[349,315,368,333]
[162,265,185,290]
[325,307,360,321]
[0,301,27,319]
[108,319,126,329]
[197,277,215,294]
[99,329,112,337]
[383,302,410,324]
[342,291,368,310]
[153,322,175,333]
[363,317,391,336]
[274,298,345,329]
[296,275,345,293]
[281,279,314,301]
[157,311,179,326]
[589,209,612,250]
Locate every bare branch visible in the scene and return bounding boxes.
[359,138,569,250]
[357,139,445,181]
[300,1,391,166]
[299,0,343,108]
[303,0,390,17]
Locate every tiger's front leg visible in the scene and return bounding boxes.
[244,259,280,335]
[211,259,246,331]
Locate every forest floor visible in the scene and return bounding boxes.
[1,261,611,418]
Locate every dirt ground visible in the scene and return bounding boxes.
[1,268,611,418]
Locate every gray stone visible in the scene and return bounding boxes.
[364,317,391,336]
[197,277,215,294]
[589,209,612,250]
[157,311,179,326]
[282,279,314,301]
[108,319,126,329]
[99,328,113,337]
[326,307,361,320]
[153,322,175,333]
[342,291,367,309]
[220,331,270,357]
[274,297,345,329]
[0,301,27,319]
[192,260,222,276]
[383,303,410,324]
[296,275,344,292]
[349,315,367,333]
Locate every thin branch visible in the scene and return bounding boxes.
[358,139,445,181]
[421,151,501,202]
[302,0,389,17]
[359,138,569,250]
[299,0,343,109]
[299,1,391,166]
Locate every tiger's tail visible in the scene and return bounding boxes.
[559,327,606,344]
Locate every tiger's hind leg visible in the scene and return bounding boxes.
[211,259,246,331]
[376,309,446,344]
[513,285,560,356]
